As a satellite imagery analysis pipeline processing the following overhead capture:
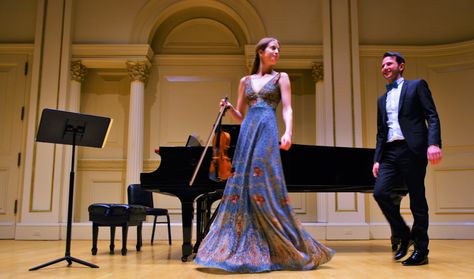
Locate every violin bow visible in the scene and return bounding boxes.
[189,97,228,186]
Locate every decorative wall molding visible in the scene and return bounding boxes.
[428,60,474,74]
[130,0,265,44]
[77,159,159,171]
[71,43,324,69]
[0,167,8,214]
[71,44,154,69]
[335,193,358,212]
[0,44,34,54]
[153,54,245,66]
[245,44,323,69]
[360,39,474,58]
[96,70,128,81]
[433,168,474,214]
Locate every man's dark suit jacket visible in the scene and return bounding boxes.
[374,79,442,163]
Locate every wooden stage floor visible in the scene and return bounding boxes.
[0,239,472,278]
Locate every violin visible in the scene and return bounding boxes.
[209,121,232,182]
[189,97,232,186]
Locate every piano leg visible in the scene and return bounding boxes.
[193,190,223,254]
[180,200,195,262]
[194,195,207,254]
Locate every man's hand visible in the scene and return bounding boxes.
[372,162,380,177]
[427,145,442,164]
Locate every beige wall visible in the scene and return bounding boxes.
[0,0,473,241]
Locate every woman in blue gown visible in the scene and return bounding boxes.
[194,37,335,273]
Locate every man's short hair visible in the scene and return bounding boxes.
[383,51,405,64]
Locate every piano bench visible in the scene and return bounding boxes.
[88,203,147,256]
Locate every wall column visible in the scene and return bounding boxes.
[69,60,87,112]
[322,0,367,239]
[125,61,150,188]
[312,62,326,146]
[17,0,74,240]
[312,62,329,224]
[58,60,87,223]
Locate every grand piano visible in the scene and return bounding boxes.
[140,125,406,261]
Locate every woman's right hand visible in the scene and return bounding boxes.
[220,98,234,112]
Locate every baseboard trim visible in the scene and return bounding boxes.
[15,223,61,240]
[9,221,474,240]
[0,222,15,239]
[370,222,474,239]
[326,222,370,240]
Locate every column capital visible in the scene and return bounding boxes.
[312,62,324,82]
[70,60,87,82]
[126,60,151,83]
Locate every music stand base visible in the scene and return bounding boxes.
[29,255,99,271]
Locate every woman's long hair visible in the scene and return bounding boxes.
[250,37,279,75]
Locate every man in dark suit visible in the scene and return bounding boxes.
[372,52,442,266]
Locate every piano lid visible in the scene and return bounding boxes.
[141,143,405,193]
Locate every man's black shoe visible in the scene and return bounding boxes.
[391,236,401,252]
[402,249,429,266]
[392,243,399,252]
[393,239,413,260]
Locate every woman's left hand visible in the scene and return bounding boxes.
[280,133,292,150]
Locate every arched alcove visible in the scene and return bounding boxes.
[130,0,265,47]
[150,9,245,54]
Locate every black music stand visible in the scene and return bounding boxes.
[29,109,113,271]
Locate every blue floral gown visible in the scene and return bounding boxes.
[194,73,335,273]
